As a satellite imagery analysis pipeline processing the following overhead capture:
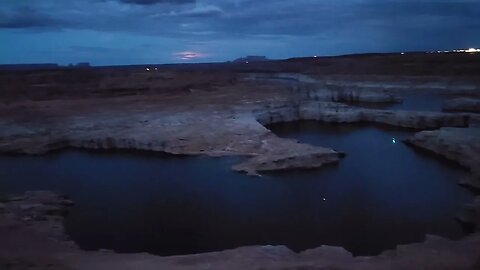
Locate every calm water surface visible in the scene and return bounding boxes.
[0,122,472,256]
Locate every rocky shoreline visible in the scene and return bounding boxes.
[1,191,480,270]
[1,65,480,269]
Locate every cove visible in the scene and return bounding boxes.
[0,123,473,256]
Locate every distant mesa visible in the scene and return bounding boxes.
[233,56,269,63]
[75,62,91,68]
[0,62,92,71]
[68,62,91,68]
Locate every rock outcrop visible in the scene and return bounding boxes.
[232,134,342,175]
[0,101,470,175]
[457,197,480,231]
[0,71,475,175]
[405,127,480,190]
[0,191,76,264]
[256,101,469,129]
[405,127,480,231]
[443,98,480,113]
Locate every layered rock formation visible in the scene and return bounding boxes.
[255,101,469,129]
[443,98,480,113]
[0,99,470,175]
[405,127,480,190]
[1,66,480,269]
[405,126,480,232]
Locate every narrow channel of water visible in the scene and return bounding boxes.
[0,123,472,256]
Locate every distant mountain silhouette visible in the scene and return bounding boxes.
[233,56,269,63]
[0,63,59,71]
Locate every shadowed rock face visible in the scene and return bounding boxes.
[405,127,480,189]
[405,127,480,232]
[443,98,480,113]
[1,56,480,268]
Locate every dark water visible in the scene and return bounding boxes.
[0,123,473,256]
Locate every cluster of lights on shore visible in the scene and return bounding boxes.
[146,47,480,70]
[431,48,480,54]
[310,48,480,58]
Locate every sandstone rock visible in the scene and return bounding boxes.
[256,101,469,129]
[232,135,342,175]
[405,127,480,186]
[20,203,44,212]
[459,176,480,191]
[457,197,480,231]
[443,98,480,113]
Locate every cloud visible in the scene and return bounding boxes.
[155,4,224,17]
[120,0,195,5]
[69,45,112,53]
[1,0,479,64]
[0,6,65,29]
[174,51,208,60]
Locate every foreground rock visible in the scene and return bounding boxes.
[1,191,480,270]
[0,191,76,269]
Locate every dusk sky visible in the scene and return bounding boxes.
[1,0,479,65]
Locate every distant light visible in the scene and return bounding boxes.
[434,48,480,54]
[392,138,396,144]
[174,51,207,61]
[314,55,318,58]
[154,67,158,71]
[401,52,405,55]
[245,61,249,64]
[322,197,326,201]
[145,67,150,71]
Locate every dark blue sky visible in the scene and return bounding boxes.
[1,0,479,65]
